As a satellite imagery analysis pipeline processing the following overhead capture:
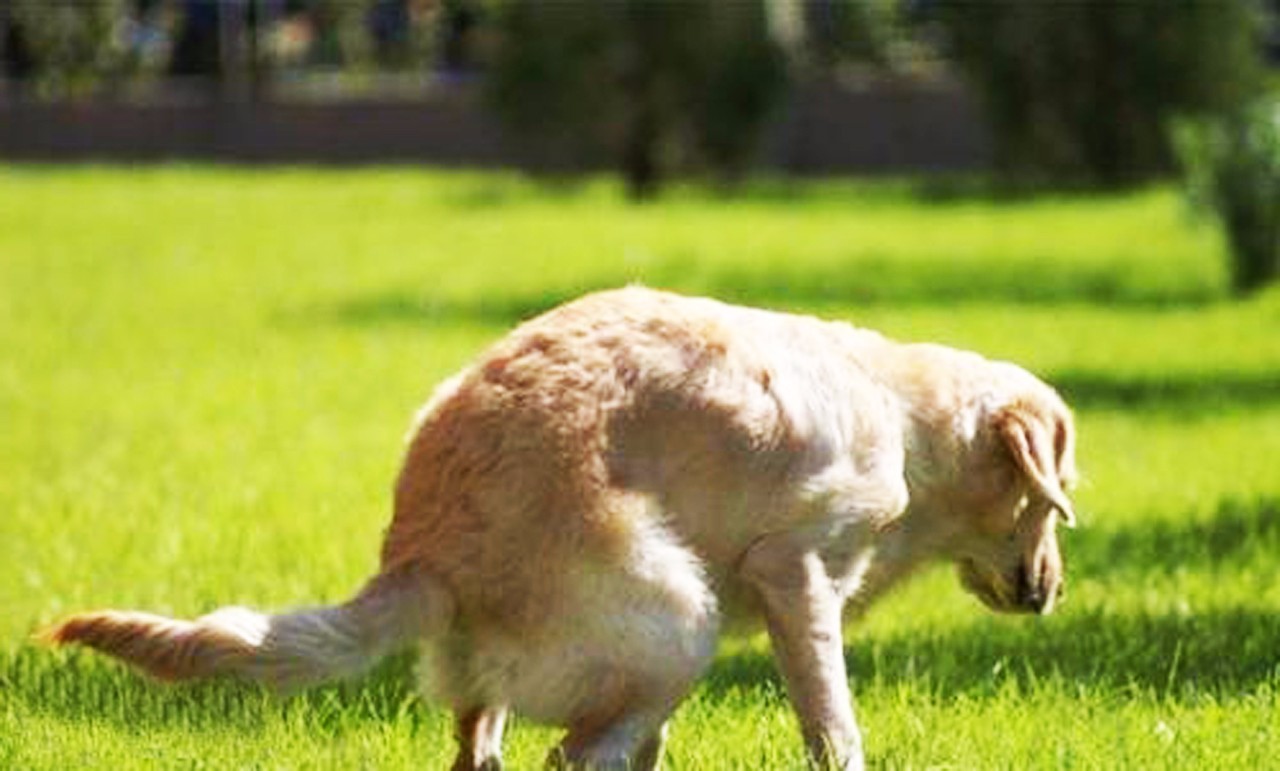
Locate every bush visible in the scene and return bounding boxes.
[1176,99,1280,294]
[8,0,130,96]
[932,0,1265,188]
[485,0,787,199]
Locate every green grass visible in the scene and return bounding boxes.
[2,166,1278,769]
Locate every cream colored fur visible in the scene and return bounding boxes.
[47,287,1078,770]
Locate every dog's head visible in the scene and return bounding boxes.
[947,376,1078,616]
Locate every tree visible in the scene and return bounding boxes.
[485,0,787,199]
[931,0,1265,188]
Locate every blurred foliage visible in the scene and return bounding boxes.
[484,0,787,199]
[2,1,464,95]
[804,0,933,75]
[1176,98,1280,293]
[3,0,1275,216]
[8,0,132,96]
[930,0,1267,189]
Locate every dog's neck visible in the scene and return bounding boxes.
[836,343,1009,610]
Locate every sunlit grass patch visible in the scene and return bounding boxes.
[2,166,1277,768]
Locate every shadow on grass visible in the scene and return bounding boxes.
[317,258,1222,331]
[319,291,1277,422]
[700,604,1280,705]
[1054,370,1280,416]
[654,261,1219,311]
[13,499,1277,732]
[429,173,1153,211]
[322,277,1219,331]
[17,601,1276,736]
[4,646,425,734]
[703,497,1280,704]
[326,287,591,329]
[1070,497,1280,578]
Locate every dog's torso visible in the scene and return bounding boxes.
[383,288,929,638]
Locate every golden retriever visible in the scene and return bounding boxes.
[46,287,1077,770]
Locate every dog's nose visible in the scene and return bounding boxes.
[1016,563,1062,615]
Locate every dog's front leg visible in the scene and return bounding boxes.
[740,533,863,771]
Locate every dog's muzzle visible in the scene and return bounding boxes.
[959,558,1064,615]
[1015,560,1064,615]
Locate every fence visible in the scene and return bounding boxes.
[0,1,991,172]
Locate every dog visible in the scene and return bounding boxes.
[45,287,1077,770]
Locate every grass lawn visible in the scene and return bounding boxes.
[2,166,1278,768]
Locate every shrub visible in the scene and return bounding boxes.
[1176,99,1280,294]
[931,0,1265,188]
[8,0,130,97]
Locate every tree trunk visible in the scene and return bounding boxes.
[622,102,661,201]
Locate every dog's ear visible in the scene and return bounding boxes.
[997,404,1077,528]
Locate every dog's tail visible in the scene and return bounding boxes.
[39,568,452,691]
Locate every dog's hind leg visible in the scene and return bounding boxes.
[417,630,509,770]
[452,705,508,771]
[543,543,718,768]
[631,723,668,770]
[550,708,669,771]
